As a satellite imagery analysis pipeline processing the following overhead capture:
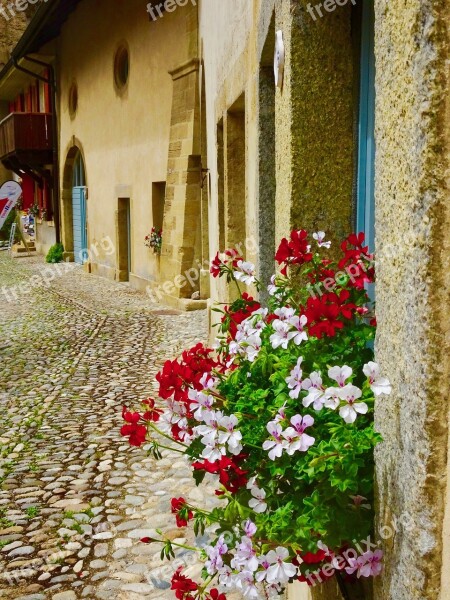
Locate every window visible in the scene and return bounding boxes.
[114,44,129,91]
[152,182,166,232]
[68,82,78,118]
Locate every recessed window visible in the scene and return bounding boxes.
[68,82,78,117]
[114,44,129,91]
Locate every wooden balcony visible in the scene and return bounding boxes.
[0,112,53,165]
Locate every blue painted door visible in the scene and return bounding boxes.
[357,0,375,252]
[72,186,87,264]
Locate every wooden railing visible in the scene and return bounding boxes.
[0,112,53,159]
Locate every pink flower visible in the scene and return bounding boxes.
[346,550,383,578]
[262,421,286,460]
[286,357,303,399]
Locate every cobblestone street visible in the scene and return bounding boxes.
[0,255,210,600]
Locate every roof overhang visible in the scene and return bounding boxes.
[0,54,55,101]
[0,0,82,98]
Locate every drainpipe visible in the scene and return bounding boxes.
[12,56,60,244]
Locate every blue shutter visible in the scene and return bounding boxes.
[357,0,375,252]
[72,186,87,264]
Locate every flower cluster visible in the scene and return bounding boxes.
[122,230,389,599]
[145,226,163,254]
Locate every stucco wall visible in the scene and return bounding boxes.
[57,0,194,285]
[374,0,450,599]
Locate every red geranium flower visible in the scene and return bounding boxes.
[303,290,357,339]
[193,455,248,494]
[208,589,227,600]
[338,232,374,289]
[171,497,193,528]
[142,398,163,422]
[300,550,327,564]
[171,567,198,600]
[120,407,147,446]
[275,229,313,275]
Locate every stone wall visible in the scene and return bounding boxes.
[374,0,450,598]
[288,0,354,244]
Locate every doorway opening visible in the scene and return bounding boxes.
[225,93,246,252]
[259,13,276,301]
[72,152,87,264]
[117,198,131,281]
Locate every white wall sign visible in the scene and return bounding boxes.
[0,180,22,231]
[274,30,285,89]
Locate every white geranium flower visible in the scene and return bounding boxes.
[328,365,353,387]
[282,414,315,454]
[274,306,295,321]
[323,387,342,410]
[302,372,325,410]
[262,421,286,460]
[248,486,267,514]
[188,389,214,421]
[270,321,291,350]
[313,231,331,249]
[235,570,261,598]
[363,361,392,396]
[287,314,308,345]
[232,536,259,572]
[285,357,303,399]
[218,414,243,454]
[338,384,368,423]
[265,547,297,584]
[234,260,257,285]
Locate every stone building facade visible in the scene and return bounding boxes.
[200,1,450,600]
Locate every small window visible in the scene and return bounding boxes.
[68,82,78,118]
[152,182,166,232]
[114,44,129,91]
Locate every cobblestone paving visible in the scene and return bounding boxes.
[0,255,213,600]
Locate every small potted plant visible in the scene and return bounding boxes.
[121,229,391,600]
[145,226,163,254]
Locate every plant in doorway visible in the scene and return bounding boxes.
[28,203,40,218]
[121,230,390,600]
[46,243,64,264]
[145,226,163,254]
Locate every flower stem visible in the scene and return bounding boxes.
[148,422,188,448]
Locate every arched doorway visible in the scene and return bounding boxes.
[71,153,87,264]
[61,145,87,263]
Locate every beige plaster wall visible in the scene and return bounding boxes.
[57,0,194,285]
[374,0,450,599]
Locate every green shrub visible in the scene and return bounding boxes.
[0,210,19,242]
[46,243,64,263]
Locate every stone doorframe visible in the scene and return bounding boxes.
[60,138,88,262]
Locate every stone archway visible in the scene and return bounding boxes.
[61,141,87,261]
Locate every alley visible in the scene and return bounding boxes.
[0,255,209,600]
